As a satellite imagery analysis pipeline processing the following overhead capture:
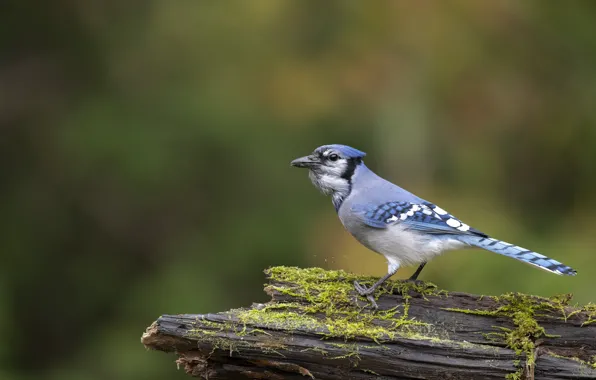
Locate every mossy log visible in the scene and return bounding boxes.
[141,267,596,380]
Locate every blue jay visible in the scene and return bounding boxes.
[291,144,576,307]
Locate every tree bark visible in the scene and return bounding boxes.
[141,267,596,379]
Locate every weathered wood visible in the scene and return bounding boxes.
[141,267,596,379]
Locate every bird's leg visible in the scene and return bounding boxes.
[407,262,427,282]
[353,269,397,308]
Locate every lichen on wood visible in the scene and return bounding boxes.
[142,266,596,379]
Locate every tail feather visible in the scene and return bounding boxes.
[458,235,577,276]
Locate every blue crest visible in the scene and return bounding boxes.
[314,144,366,159]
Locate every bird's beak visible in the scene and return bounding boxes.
[291,155,319,168]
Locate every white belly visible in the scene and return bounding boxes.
[341,217,465,268]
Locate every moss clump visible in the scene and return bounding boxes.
[553,299,596,327]
[445,292,572,379]
[265,266,369,311]
[265,266,442,310]
[233,266,446,345]
[504,370,522,380]
[580,303,596,326]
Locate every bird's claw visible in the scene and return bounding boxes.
[353,280,373,295]
[365,294,378,309]
[353,281,378,309]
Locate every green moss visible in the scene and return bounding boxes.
[546,352,596,370]
[187,323,238,356]
[581,303,596,326]
[326,342,362,363]
[554,300,596,327]
[504,369,523,380]
[251,266,444,343]
[238,306,325,332]
[444,292,573,379]
[265,266,442,310]
[188,329,241,356]
[188,314,287,357]
[235,300,428,343]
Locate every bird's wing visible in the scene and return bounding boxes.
[352,201,487,237]
[352,201,577,276]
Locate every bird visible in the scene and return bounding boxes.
[291,144,577,308]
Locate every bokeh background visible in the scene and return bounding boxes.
[2,1,596,379]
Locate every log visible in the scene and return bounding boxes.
[141,266,596,379]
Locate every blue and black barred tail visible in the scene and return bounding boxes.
[458,235,577,276]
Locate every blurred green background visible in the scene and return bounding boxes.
[2,1,596,379]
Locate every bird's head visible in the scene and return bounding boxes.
[291,144,366,197]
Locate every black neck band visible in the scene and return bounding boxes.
[341,157,361,181]
[334,157,361,211]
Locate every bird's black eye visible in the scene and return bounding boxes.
[328,153,339,161]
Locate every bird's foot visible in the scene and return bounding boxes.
[353,280,375,296]
[353,281,378,309]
